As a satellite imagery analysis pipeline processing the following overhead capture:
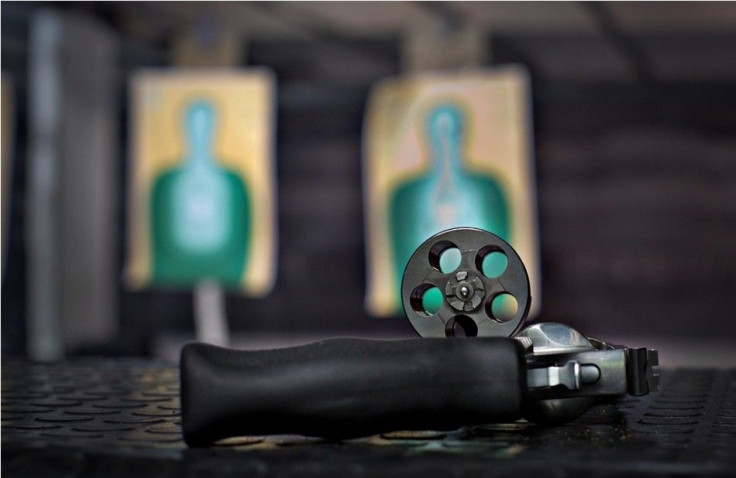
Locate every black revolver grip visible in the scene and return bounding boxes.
[180,337,526,446]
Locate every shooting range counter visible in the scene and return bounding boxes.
[2,359,735,477]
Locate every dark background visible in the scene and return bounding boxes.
[2,2,736,359]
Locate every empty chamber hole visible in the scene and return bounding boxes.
[481,251,508,278]
[445,316,478,337]
[428,241,461,273]
[439,248,461,273]
[489,294,518,323]
[410,285,443,316]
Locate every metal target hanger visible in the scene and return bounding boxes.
[401,227,531,338]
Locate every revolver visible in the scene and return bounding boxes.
[180,228,659,446]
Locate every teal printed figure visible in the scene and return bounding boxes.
[151,100,251,288]
[389,103,510,310]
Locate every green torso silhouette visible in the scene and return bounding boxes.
[151,101,251,289]
[389,104,510,311]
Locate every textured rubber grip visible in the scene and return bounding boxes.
[180,337,526,446]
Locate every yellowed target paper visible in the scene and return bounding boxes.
[363,67,540,317]
[126,70,277,295]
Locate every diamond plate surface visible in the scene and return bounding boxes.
[2,360,736,477]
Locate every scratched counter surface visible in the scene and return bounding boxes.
[2,360,735,477]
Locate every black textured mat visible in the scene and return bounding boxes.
[2,359,736,477]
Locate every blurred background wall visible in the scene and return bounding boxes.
[2,2,736,360]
